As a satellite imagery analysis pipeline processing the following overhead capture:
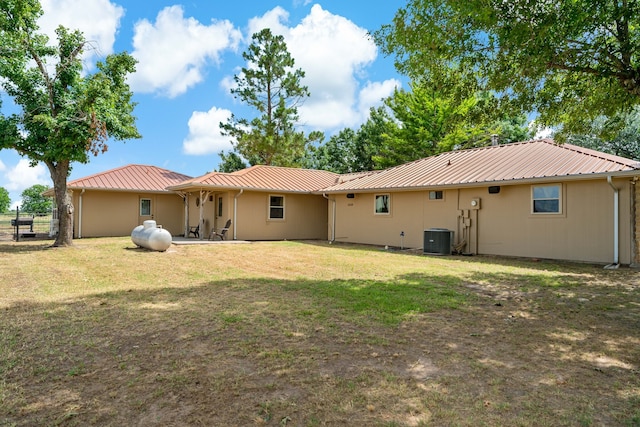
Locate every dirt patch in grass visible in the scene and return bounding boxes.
[0,239,639,426]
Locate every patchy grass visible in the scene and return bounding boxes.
[0,238,639,426]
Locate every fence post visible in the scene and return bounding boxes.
[14,207,19,242]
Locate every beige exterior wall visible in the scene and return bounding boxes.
[186,192,217,237]
[72,190,185,237]
[332,178,635,265]
[633,181,640,266]
[234,191,328,240]
[183,190,327,240]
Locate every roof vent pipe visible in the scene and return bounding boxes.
[604,176,620,269]
[491,134,499,146]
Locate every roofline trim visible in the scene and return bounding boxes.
[317,170,640,194]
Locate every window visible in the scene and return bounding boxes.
[429,190,443,200]
[532,184,561,214]
[375,194,390,214]
[140,198,151,216]
[217,196,223,217]
[269,195,284,219]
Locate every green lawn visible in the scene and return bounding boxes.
[1,238,638,426]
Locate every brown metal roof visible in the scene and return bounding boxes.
[169,165,340,193]
[67,164,193,192]
[322,139,640,193]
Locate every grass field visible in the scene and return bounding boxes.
[1,237,639,426]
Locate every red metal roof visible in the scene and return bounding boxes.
[67,164,193,192]
[61,140,640,196]
[321,139,640,192]
[169,165,340,193]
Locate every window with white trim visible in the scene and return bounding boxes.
[374,194,390,214]
[269,195,285,219]
[429,190,443,200]
[532,184,561,214]
[140,198,151,216]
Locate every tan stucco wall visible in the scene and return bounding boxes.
[187,192,217,237]
[234,192,328,240]
[72,191,185,237]
[183,190,327,240]
[632,181,640,266]
[332,178,634,264]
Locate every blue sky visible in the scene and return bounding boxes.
[0,0,407,208]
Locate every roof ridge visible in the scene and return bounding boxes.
[560,142,640,167]
[68,163,137,183]
[232,164,339,174]
[69,164,193,184]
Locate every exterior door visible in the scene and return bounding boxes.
[139,196,155,225]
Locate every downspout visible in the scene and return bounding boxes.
[605,176,620,269]
[233,189,244,240]
[323,193,336,242]
[78,188,85,239]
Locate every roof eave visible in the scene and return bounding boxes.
[320,169,640,193]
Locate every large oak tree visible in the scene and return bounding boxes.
[375,0,640,138]
[0,0,140,246]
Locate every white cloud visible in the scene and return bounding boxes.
[3,160,50,194]
[247,6,290,38]
[39,0,124,62]
[0,159,5,172]
[359,80,401,110]
[129,6,242,98]
[244,5,386,131]
[530,121,555,139]
[183,107,233,155]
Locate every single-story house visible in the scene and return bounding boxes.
[56,139,640,266]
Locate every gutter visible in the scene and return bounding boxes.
[233,189,244,240]
[323,193,336,242]
[604,176,620,269]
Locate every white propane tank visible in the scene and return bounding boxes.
[131,220,172,251]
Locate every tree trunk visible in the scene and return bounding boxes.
[46,160,74,247]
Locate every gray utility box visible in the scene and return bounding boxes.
[423,228,454,255]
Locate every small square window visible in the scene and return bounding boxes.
[269,195,284,219]
[429,190,443,200]
[532,184,561,214]
[375,194,390,214]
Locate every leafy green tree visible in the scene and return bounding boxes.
[20,184,52,214]
[354,107,398,171]
[220,28,321,167]
[306,107,397,173]
[375,0,640,139]
[0,187,10,213]
[375,82,479,168]
[568,107,640,161]
[217,150,248,173]
[0,1,140,246]
[373,81,530,168]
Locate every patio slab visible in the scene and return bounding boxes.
[172,237,251,245]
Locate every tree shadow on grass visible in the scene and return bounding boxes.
[1,272,639,426]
